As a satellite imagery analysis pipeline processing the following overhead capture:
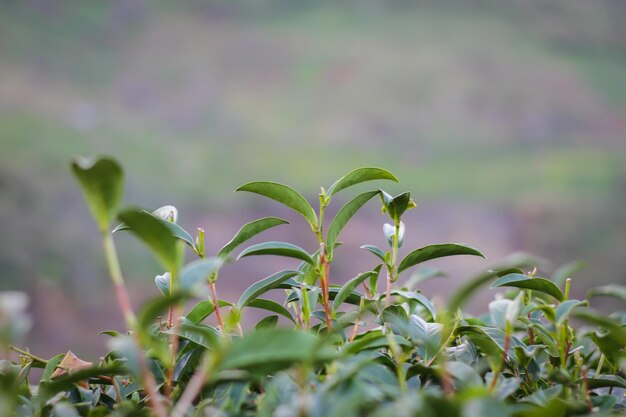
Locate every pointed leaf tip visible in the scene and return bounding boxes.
[237,241,314,265]
[327,167,398,197]
[398,243,484,275]
[235,181,318,228]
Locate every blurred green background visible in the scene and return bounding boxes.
[1,0,625,356]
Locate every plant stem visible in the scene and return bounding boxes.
[300,283,310,329]
[318,243,333,333]
[385,272,392,307]
[581,366,593,412]
[209,281,224,333]
[385,221,401,307]
[171,353,215,417]
[101,233,168,417]
[9,345,53,366]
[316,198,333,333]
[594,354,605,377]
[489,323,511,392]
[349,298,365,342]
[527,313,535,344]
[103,234,137,328]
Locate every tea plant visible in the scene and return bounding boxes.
[0,156,624,417]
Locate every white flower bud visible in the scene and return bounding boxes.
[383,222,405,248]
[153,205,178,223]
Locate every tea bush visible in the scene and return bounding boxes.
[1,156,625,417]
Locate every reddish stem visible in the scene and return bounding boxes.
[209,281,224,333]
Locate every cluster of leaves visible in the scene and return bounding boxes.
[1,157,625,417]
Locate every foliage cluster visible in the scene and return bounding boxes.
[0,157,625,417]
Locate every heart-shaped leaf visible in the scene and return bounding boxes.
[218,217,289,258]
[327,167,398,197]
[71,157,124,232]
[236,182,318,228]
[398,243,484,275]
[238,242,314,265]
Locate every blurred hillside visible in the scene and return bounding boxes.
[1,0,625,355]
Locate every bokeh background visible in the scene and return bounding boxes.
[1,0,625,358]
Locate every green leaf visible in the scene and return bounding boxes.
[98,330,122,338]
[167,318,219,349]
[551,260,585,287]
[155,272,170,296]
[117,208,184,273]
[217,217,289,258]
[462,396,512,417]
[161,219,195,250]
[327,167,398,197]
[218,328,336,374]
[583,375,626,389]
[186,299,233,324]
[404,267,447,290]
[179,257,224,290]
[360,245,387,264]
[138,293,190,329]
[587,284,626,301]
[70,156,124,232]
[456,325,524,359]
[113,207,196,250]
[380,191,413,222]
[255,315,279,329]
[174,347,203,383]
[237,270,300,308]
[41,353,65,381]
[491,274,564,301]
[238,242,314,265]
[38,363,123,404]
[554,299,588,324]
[398,243,484,275]
[448,253,540,311]
[235,181,318,228]
[52,403,81,417]
[390,290,437,319]
[332,268,380,313]
[573,308,626,345]
[246,298,295,323]
[326,191,379,254]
